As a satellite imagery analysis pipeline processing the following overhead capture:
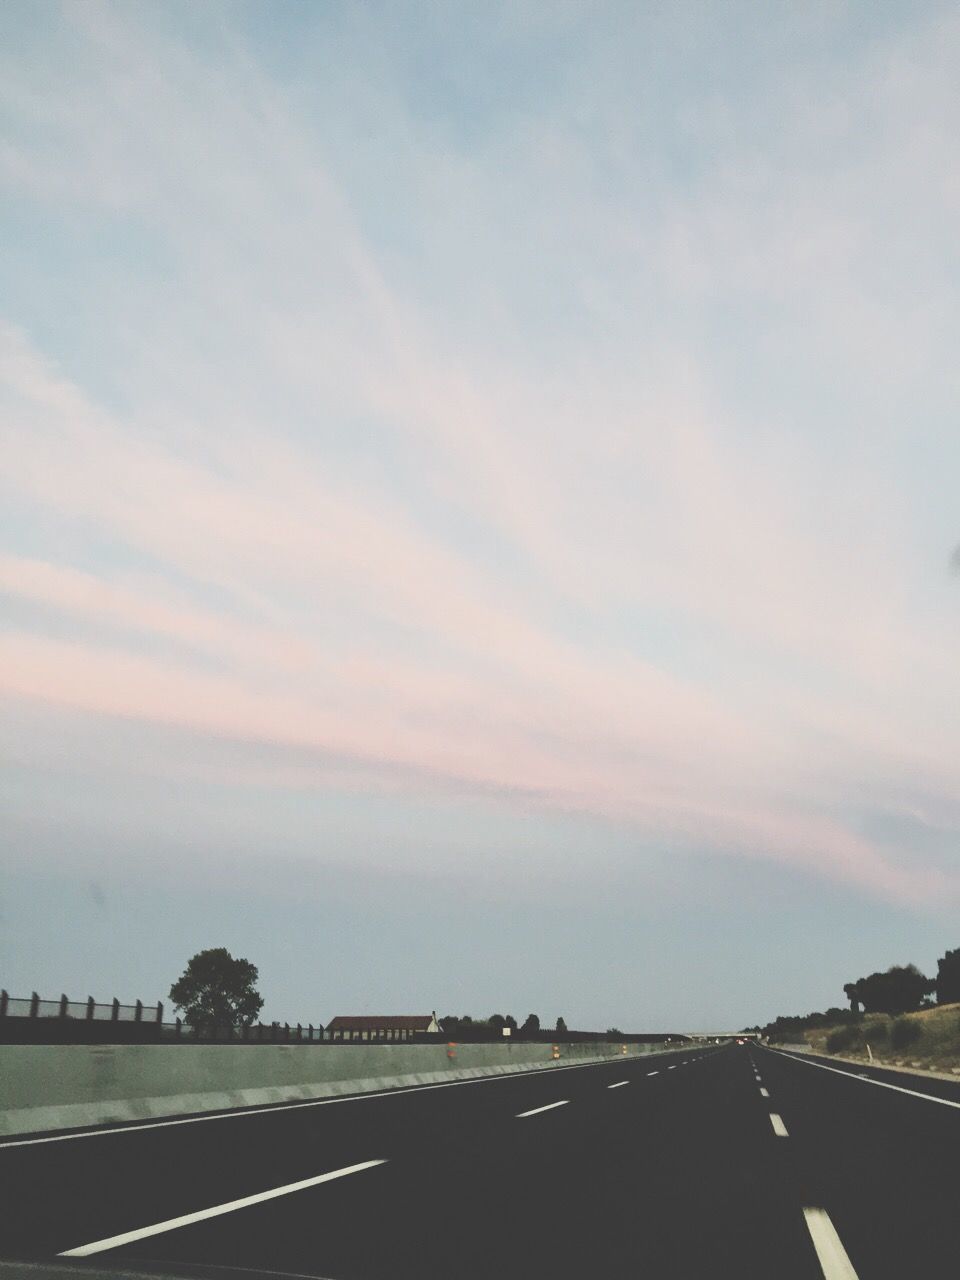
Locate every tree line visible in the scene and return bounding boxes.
[166,949,580,1040]
[744,946,960,1040]
[437,1013,569,1038]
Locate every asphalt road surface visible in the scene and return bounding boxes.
[3,1042,959,1280]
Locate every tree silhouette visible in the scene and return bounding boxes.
[169,947,263,1032]
[521,1013,541,1036]
[843,982,862,1014]
[843,965,934,1015]
[555,1016,567,1033]
[936,948,960,1004]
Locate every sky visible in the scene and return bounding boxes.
[2,1,960,1032]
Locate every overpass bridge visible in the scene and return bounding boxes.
[684,1031,761,1041]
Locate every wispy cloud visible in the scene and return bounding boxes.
[2,3,960,907]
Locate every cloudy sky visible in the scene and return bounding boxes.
[2,1,959,1031]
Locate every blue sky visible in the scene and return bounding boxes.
[2,1,959,1029]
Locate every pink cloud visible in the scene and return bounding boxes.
[4,9,960,909]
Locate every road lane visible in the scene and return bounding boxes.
[8,1041,955,1278]
[757,1046,960,1278]
[1,1046,837,1280]
[0,1049,705,1258]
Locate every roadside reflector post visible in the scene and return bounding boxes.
[552,1043,560,1059]
[447,1042,457,1060]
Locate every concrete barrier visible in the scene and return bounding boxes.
[0,1041,685,1138]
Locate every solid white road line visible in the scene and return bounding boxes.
[58,1161,387,1257]
[517,1100,569,1118]
[771,1049,960,1111]
[769,1113,789,1137]
[607,1081,629,1089]
[803,1207,859,1279]
[760,1087,770,1098]
[0,1053,656,1150]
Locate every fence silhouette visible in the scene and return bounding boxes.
[0,990,324,1044]
[1,991,683,1047]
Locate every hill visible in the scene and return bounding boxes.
[804,1002,960,1073]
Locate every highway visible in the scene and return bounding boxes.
[2,1042,959,1279]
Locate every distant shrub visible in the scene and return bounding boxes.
[890,1017,922,1050]
[863,1020,889,1046]
[826,1025,860,1054]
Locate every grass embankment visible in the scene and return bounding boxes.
[802,1003,960,1073]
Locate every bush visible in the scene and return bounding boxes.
[826,1025,860,1054]
[863,1020,889,1046]
[890,1017,922,1051]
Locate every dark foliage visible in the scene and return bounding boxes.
[862,1021,889,1046]
[746,1007,859,1043]
[890,1017,923,1051]
[843,965,935,1015]
[936,948,960,1005]
[826,1025,860,1053]
[169,947,263,1032]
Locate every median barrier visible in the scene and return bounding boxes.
[0,1040,689,1138]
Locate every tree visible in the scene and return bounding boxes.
[170,947,264,1032]
[843,965,934,1016]
[555,1016,567,1033]
[488,1014,507,1031]
[936,947,960,1005]
[521,1013,540,1036]
[504,1014,518,1031]
[843,982,863,1014]
[606,1027,624,1038]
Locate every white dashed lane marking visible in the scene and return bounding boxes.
[803,1207,860,1279]
[517,1100,569,1118]
[607,1081,629,1089]
[769,1113,789,1137]
[59,1161,388,1257]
